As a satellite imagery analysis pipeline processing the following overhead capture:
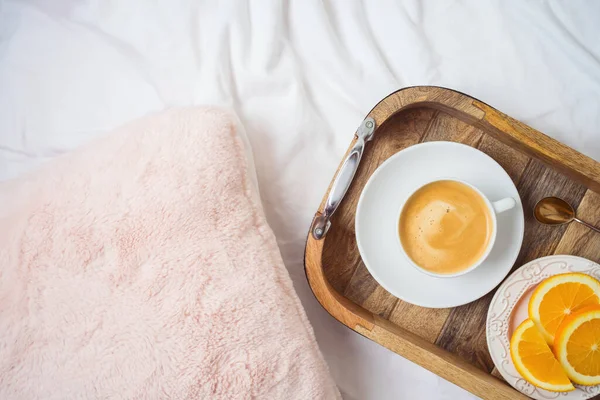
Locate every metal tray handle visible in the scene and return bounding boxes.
[312,117,376,240]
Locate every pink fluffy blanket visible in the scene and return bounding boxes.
[0,108,339,399]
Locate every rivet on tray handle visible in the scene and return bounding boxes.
[312,117,376,240]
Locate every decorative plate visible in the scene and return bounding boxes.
[486,255,600,399]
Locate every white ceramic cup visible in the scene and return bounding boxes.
[397,178,516,278]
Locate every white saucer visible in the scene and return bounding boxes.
[355,141,524,308]
[486,255,600,399]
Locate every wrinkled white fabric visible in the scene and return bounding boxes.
[1,1,599,399]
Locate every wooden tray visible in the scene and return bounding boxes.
[304,86,600,399]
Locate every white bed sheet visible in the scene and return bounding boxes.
[1,1,600,399]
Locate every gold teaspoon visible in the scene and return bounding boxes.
[534,196,600,234]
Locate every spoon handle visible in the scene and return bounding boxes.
[574,218,600,234]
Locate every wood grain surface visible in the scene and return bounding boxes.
[305,86,600,399]
[554,190,600,261]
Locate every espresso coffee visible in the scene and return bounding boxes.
[398,180,493,274]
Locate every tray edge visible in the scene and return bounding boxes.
[304,86,600,399]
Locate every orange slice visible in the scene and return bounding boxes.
[528,272,600,344]
[511,318,574,391]
[554,306,600,385]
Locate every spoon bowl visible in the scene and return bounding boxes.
[534,196,600,234]
[534,197,575,226]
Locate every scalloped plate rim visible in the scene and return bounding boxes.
[486,254,600,399]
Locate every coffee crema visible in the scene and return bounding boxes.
[398,180,493,274]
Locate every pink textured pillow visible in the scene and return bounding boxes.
[0,108,339,399]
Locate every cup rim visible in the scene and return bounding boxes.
[396,177,498,278]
